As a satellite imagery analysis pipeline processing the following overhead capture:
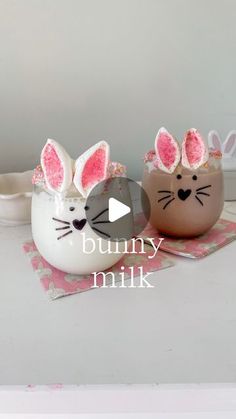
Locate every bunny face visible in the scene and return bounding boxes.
[32,140,128,274]
[32,187,128,274]
[142,128,224,238]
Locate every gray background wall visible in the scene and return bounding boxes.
[0,0,236,179]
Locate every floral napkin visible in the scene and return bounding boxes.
[23,240,174,300]
[140,218,236,258]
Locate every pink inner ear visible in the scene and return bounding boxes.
[185,131,204,165]
[42,143,64,190]
[81,148,106,190]
[157,132,177,170]
[212,134,221,150]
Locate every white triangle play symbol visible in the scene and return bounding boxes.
[108,197,131,222]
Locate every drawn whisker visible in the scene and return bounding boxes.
[196,192,210,197]
[196,185,212,192]
[57,230,73,240]
[92,227,111,238]
[93,220,111,225]
[52,217,70,225]
[55,226,70,231]
[158,190,174,194]
[195,196,204,206]
[92,208,109,222]
[163,197,175,210]
[158,195,172,203]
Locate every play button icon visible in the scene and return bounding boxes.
[85,177,150,241]
[108,198,131,222]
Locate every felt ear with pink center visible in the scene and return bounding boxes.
[208,130,222,152]
[154,127,180,173]
[223,131,236,157]
[182,129,209,170]
[41,139,73,193]
[74,141,110,197]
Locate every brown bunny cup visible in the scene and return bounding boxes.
[142,128,224,238]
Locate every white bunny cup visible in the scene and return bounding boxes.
[31,140,129,274]
[208,130,236,171]
[208,130,236,200]
[142,128,224,238]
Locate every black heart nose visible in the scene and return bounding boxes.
[72,219,87,230]
[178,189,191,201]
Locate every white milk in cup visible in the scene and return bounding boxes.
[31,140,131,274]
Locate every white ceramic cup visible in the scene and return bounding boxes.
[0,171,33,226]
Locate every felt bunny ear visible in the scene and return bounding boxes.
[182,129,209,170]
[74,141,110,197]
[154,127,180,173]
[41,139,73,193]
[208,130,222,151]
[223,131,236,157]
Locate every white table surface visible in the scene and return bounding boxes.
[1,202,236,386]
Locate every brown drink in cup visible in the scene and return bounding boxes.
[142,128,224,238]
